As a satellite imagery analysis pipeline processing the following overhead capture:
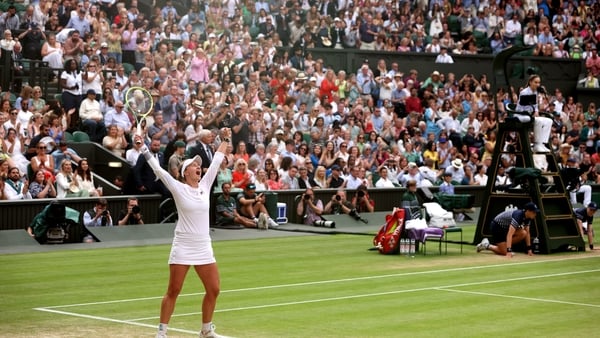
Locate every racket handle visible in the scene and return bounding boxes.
[136,121,143,137]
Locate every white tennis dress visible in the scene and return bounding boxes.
[146,151,224,265]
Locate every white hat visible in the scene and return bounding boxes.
[334,17,341,22]
[208,33,216,38]
[432,70,440,76]
[100,42,108,48]
[452,159,463,169]
[257,33,265,39]
[275,129,285,135]
[309,76,317,82]
[181,155,202,177]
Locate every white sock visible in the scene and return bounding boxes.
[202,322,212,332]
[158,323,168,333]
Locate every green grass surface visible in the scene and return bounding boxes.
[2,234,599,337]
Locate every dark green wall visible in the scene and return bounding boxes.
[292,48,585,103]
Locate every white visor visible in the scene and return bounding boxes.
[180,155,202,177]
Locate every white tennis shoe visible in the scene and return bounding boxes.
[258,213,268,230]
[200,323,224,338]
[476,238,490,252]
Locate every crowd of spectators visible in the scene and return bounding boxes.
[1,0,600,202]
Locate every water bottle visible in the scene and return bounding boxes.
[533,237,540,254]
[409,239,415,256]
[400,238,406,255]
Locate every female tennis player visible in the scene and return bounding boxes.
[141,129,231,338]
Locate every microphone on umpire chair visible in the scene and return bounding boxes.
[314,220,336,228]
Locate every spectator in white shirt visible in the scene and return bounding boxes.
[79,89,106,142]
[435,46,454,63]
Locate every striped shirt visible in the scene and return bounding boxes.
[492,209,531,230]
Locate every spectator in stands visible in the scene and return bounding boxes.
[237,183,279,228]
[398,161,425,187]
[75,158,102,197]
[215,182,256,229]
[445,158,466,183]
[81,60,104,96]
[104,101,133,134]
[41,33,64,72]
[51,140,82,172]
[83,198,113,227]
[231,158,253,190]
[18,22,45,60]
[30,141,55,180]
[148,113,175,146]
[0,6,20,32]
[2,127,29,176]
[79,89,106,143]
[476,202,538,257]
[29,169,57,199]
[435,46,454,63]
[585,46,600,77]
[62,29,85,62]
[280,164,300,189]
[60,59,82,115]
[3,166,31,200]
[102,124,127,158]
[117,197,144,225]
[167,140,186,179]
[327,164,345,188]
[66,2,91,37]
[125,136,143,166]
[132,137,170,197]
[0,29,17,55]
[578,70,599,88]
[55,159,89,198]
[374,165,396,188]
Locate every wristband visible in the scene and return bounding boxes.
[506,247,512,252]
[526,245,532,251]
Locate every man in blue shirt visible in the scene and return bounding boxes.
[477,202,538,257]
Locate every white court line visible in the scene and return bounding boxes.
[34,257,600,334]
[33,307,198,335]
[438,288,600,308]
[123,268,600,321]
[39,254,600,310]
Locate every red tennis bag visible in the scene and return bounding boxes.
[373,208,406,255]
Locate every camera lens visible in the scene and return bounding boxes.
[358,191,365,197]
[335,195,341,201]
[102,210,108,216]
[132,206,141,214]
[304,194,311,200]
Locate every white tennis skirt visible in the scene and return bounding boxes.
[168,231,216,265]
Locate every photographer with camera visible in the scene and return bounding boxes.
[351,184,375,214]
[324,190,354,216]
[297,188,333,228]
[117,197,144,225]
[83,198,113,227]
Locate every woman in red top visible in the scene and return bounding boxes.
[231,159,252,190]
[269,69,289,105]
[319,69,339,104]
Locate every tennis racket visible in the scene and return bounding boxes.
[124,87,154,136]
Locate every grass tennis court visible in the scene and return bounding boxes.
[2,232,600,338]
